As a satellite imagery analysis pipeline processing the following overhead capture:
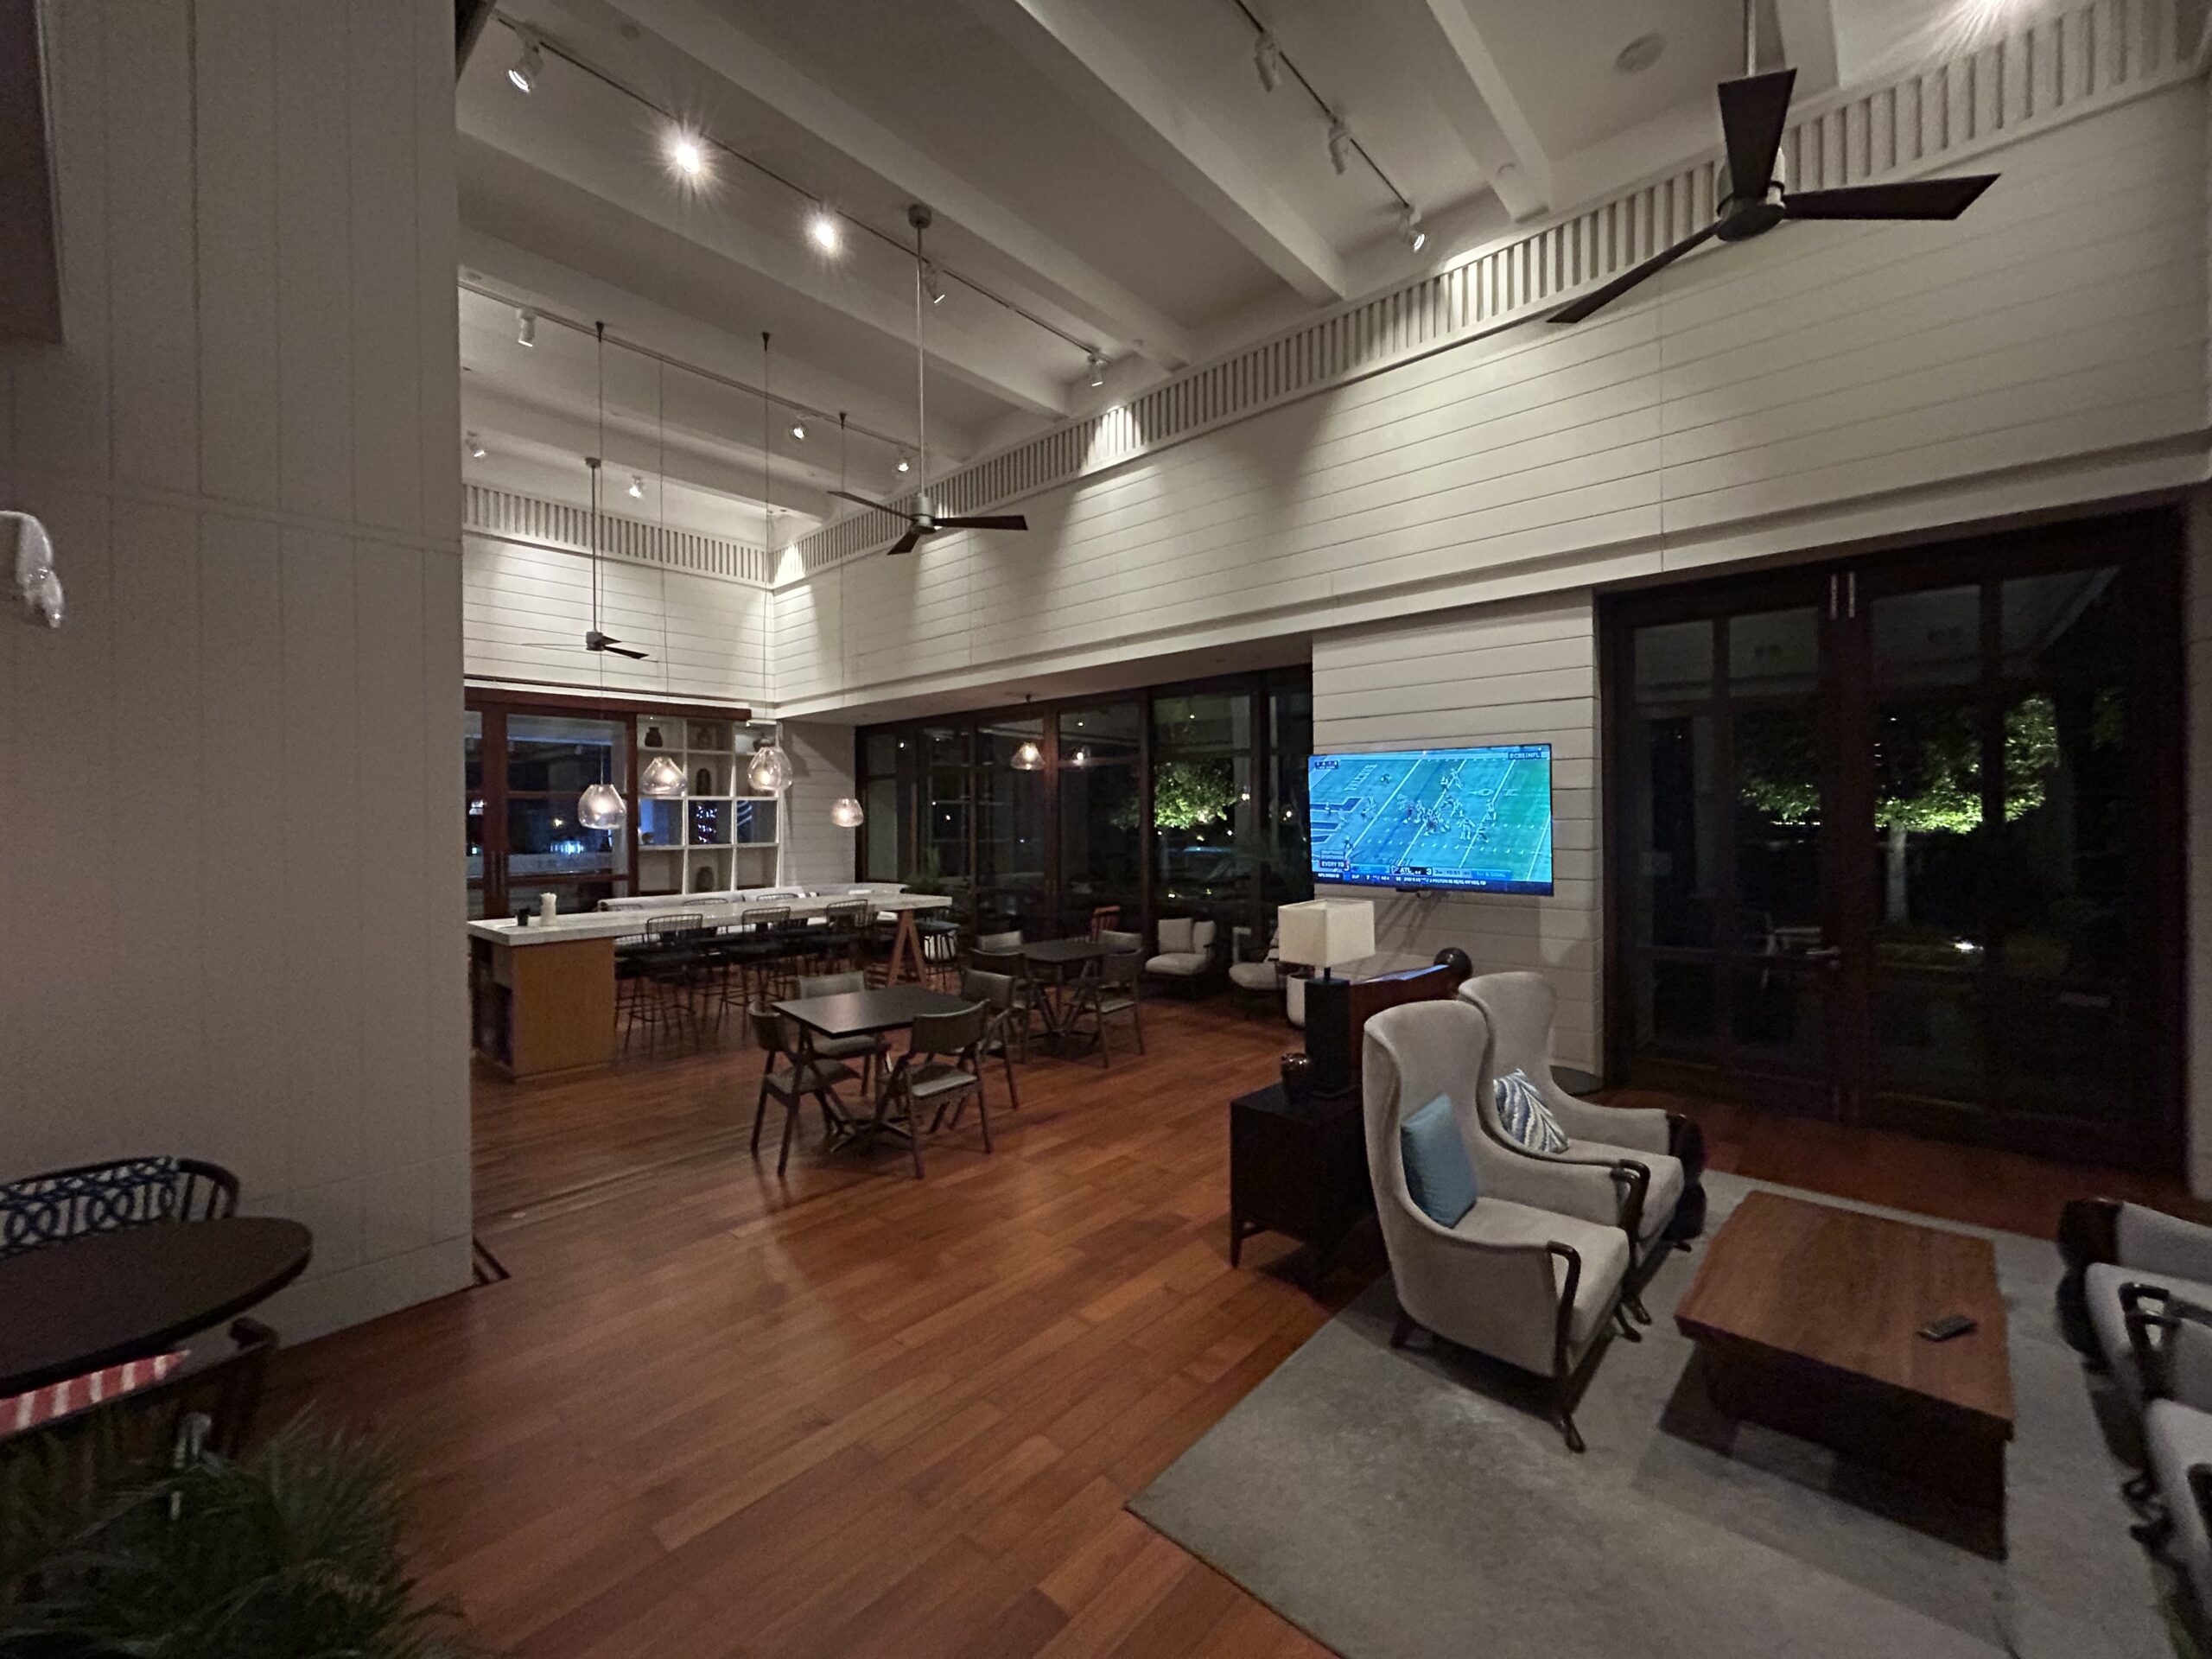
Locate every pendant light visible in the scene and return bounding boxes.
[577,323,626,830]
[640,754,688,798]
[1010,693,1044,771]
[830,797,865,829]
[746,329,793,796]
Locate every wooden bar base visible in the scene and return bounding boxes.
[472,934,616,1078]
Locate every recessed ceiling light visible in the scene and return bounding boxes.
[506,29,542,93]
[669,132,707,178]
[1613,32,1665,75]
[516,308,536,346]
[809,209,839,252]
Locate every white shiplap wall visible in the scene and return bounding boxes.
[0,0,469,1338]
[1313,596,1604,1070]
[461,531,772,704]
[780,721,858,890]
[775,81,2207,719]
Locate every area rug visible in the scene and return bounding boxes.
[1129,1173,2190,1659]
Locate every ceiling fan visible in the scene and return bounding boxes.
[1549,3,1997,325]
[582,322,649,659]
[827,204,1028,556]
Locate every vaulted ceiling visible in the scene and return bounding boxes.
[453,0,1989,549]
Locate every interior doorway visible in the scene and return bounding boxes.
[1602,511,2185,1171]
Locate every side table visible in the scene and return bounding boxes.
[1229,1082,1373,1288]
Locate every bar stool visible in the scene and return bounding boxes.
[821,900,872,976]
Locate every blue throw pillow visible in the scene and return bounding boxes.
[1400,1093,1478,1225]
[1494,1069,1569,1154]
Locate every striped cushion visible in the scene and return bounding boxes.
[2,1351,187,1438]
[1494,1069,1569,1154]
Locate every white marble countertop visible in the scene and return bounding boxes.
[466,887,952,946]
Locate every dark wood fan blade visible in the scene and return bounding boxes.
[1784,175,1997,220]
[1548,224,1719,324]
[1718,68,1795,206]
[606,645,650,659]
[830,488,908,517]
[887,526,923,556]
[931,514,1027,531]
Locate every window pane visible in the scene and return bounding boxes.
[1154,690,1250,755]
[864,777,898,877]
[1633,620,1713,705]
[1267,684,1314,912]
[1872,701,1982,954]
[1630,714,1716,949]
[505,799,618,875]
[1060,761,1141,927]
[1727,607,1817,697]
[1993,686,2125,980]
[2001,568,2122,678]
[1872,585,1980,688]
[507,715,626,793]
[1154,753,1254,910]
[1058,702,1140,766]
[1734,706,1821,949]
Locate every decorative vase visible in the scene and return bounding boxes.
[1279,1051,1314,1107]
[644,725,664,748]
[696,766,713,796]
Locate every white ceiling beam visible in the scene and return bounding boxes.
[957,0,1351,306]
[596,0,1200,369]
[1417,0,1553,217]
[455,107,1070,421]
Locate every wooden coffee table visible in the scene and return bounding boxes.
[1675,1192,2014,1510]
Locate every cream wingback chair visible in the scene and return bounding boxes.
[1364,999,1635,1452]
[1461,972,1705,1311]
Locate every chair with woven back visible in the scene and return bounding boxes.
[876,1001,995,1179]
[821,900,875,977]
[0,1156,239,1261]
[746,1005,859,1177]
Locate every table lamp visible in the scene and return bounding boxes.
[1277,898,1375,982]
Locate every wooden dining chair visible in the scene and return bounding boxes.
[877,1001,993,1179]
[795,971,888,1096]
[747,1006,859,1177]
[1067,948,1145,1068]
[958,969,1023,1110]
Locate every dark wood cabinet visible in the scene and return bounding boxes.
[1228,1083,1372,1287]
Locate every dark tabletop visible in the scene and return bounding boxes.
[777,985,976,1038]
[1022,938,1115,966]
[0,1217,314,1395]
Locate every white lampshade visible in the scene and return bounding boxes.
[1277,898,1375,974]
[830,796,865,829]
[639,754,688,798]
[577,781,627,830]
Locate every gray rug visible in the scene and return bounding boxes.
[1131,1173,2194,1659]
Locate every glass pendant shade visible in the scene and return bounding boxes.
[1010,740,1044,771]
[830,797,865,829]
[577,782,627,830]
[747,741,793,792]
[639,754,688,798]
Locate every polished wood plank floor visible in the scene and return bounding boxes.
[276,1000,2197,1657]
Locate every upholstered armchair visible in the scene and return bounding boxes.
[1143,916,1219,995]
[2059,1199,2212,1413]
[1363,999,1635,1452]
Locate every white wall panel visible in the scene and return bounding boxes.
[0,0,469,1337]
[781,721,857,889]
[1313,595,1604,1071]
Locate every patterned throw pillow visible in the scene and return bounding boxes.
[1493,1070,1569,1154]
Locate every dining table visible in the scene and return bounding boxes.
[1020,938,1116,1049]
[775,985,978,1156]
[0,1217,314,1395]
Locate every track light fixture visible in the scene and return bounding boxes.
[466,432,486,460]
[1326,112,1351,176]
[1254,32,1281,92]
[628,473,644,498]
[791,422,806,442]
[516,308,536,347]
[1400,206,1427,251]
[895,453,912,474]
[669,131,707,178]
[506,29,542,94]
[1087,353,1106,389]
[921,262,944,305]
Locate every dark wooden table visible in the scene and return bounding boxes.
[1228,1082,1372,1290]
[0,1217,314,1395]
[1675,1191,2014,1510]
[776,987,980,1155]
[1021,938,1115,1047]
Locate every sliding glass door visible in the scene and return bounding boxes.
[1605,512,2183,1169]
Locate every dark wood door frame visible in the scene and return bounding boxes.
[1600,507,2186,1173]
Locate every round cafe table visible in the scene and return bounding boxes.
[0,1217,313,1396]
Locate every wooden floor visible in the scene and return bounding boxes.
[275,999,2198,1658]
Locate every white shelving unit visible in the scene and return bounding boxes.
[633,715,781,897]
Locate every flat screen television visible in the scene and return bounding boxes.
[1308,745,1554,895]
